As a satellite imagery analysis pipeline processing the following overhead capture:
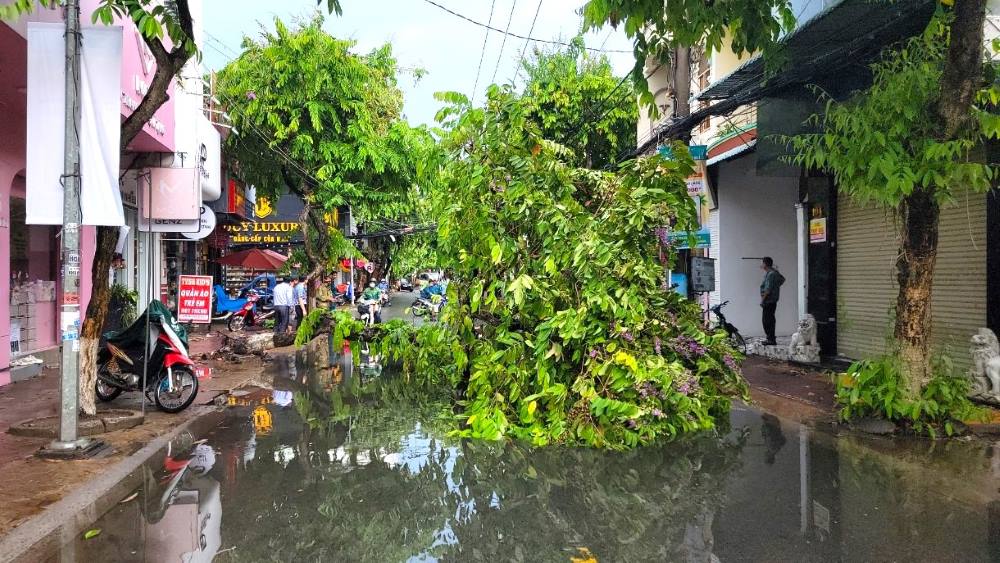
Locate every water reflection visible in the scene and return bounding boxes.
[42,342,1000,562]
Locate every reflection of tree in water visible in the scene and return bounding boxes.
[221,374,747,562]
[760,413,787,465]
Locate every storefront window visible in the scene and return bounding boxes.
[8,195,59,355]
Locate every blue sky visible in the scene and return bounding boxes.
[201,0,636,127]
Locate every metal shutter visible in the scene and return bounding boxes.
[836,190,987,372]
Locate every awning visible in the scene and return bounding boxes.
[707,139,757,166]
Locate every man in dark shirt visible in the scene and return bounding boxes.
[759,257,785,346]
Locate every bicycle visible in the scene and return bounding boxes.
[710,300,746,354]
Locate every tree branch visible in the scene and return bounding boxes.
[120,1,195,147]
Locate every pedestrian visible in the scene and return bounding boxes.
[295,275,308,326]
[759,256,785,346]
[272,276,294,335]
[316,274,335,310]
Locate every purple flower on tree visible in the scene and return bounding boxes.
[246,90,257,100]
[654,336,662,355]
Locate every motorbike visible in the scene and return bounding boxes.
[96,300,200,413]
[227,290,275,332]
[710,300,747,354]
[357,299,381,326]
[411,294,445,321]
[211,285,247,322]
[379,287,391,307]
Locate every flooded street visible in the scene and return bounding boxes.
[35,348,1000,562]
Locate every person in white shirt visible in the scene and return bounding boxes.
[272,277,295,334]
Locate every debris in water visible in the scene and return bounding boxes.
[83,529,101,540]
[119,492,139,504]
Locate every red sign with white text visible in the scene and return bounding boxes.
[177,275,213,324]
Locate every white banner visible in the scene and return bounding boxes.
[26,23,124,226]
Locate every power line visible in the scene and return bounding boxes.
[421,0,631,54]
[489,0,518,86]
[512,0,544,86]
[470,0,497,104]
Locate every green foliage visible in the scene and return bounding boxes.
[110,283,138,326]
[835,355,983,436]
[581,0,795,110]
[785,17,999,208]
[519,37,637,169]
[217,15,431,273]
[372,87,747,449]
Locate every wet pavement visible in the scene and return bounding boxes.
[24,345,1000,563]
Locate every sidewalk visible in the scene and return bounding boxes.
[741,356,838,424]
[0,329,273,537]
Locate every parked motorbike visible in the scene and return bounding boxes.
[227,290,275,332]
[211,285,247,322]
[96,300,200,413]
[710,300,746,354]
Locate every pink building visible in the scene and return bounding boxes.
[0,3,177,385]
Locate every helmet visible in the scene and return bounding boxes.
[369,281,376,288]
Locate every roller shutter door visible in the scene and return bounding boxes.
[836,190,987,372]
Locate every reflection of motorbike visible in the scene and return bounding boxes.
[96,300,199,413]
[139,441,221,563]
[358,342,382,379]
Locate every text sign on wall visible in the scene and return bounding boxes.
[177,275,213,323]
[690,256,716,293]
[809,217,828,244]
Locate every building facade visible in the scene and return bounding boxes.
[640,0,1000,369]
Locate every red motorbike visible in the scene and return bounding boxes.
[97,300,199,413]
[227,290,275,332]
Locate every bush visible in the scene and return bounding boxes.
[835,355,983,436]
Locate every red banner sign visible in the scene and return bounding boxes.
[177,275,213,324]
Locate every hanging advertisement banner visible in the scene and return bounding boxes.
[177,275,213,323]
[26,23,124,226]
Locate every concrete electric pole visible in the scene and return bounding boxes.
[48,0,88,454]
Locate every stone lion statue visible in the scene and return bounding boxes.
[788,315,818,353]
[970,328,1000,396]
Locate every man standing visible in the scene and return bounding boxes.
[759,257,785,346]
[294,275,308,327]
[272,276,294,335]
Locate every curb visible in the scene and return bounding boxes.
[0,406,223,563]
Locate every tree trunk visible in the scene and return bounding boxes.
[894,189,940,398]
[78,225,118,414]
[77,5,195,414]
[889,0,986,399]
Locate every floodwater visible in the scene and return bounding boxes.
[33,344,1000,562]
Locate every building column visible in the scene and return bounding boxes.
[795,203,808,321]
[0,171,12,385]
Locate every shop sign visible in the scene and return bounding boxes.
[142,168,201,221]
[177,275,213,324]
[223,221,301,244]
[181,206,217,240]
[225,178,250,218]
[809,217,828,244]
[667,229,711,249]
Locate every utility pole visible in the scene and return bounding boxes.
[49,0,88,453]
